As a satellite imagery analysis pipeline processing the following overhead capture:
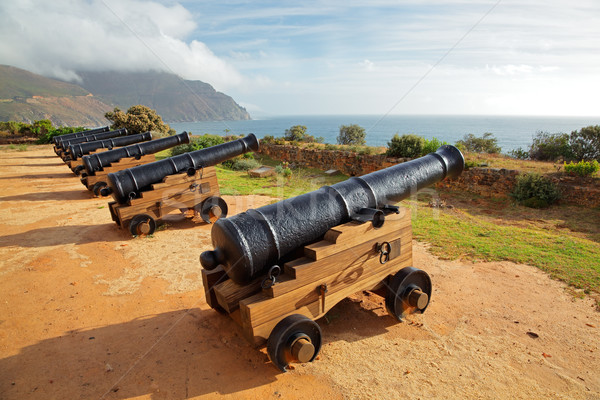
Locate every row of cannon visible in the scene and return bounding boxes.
[52,125,464,371]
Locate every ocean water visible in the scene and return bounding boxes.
[170,115,599,153]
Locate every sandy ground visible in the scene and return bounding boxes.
[1,145,599,400]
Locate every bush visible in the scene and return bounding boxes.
[36,126,86,144]
[386,134,424,158]
[563,160,600,177]
[511,173,560,208]
[105,105,171,135]
[455,133,501,153]
[227,158,260,171]
[528,131,573,161]
[422,137,449,155]
[337,124,366,145]
[284,125,307,141]
[171,134,224,156]
[262,135,275,144]
[569,125,600,161]
[508,147,530,160]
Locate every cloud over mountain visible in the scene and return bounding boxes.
[0,0,242,90]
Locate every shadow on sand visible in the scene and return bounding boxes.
[0,299,398,399]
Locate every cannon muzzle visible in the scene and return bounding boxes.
[104,133,259,204]
[82,132,191,176]
[200,145,464,284]
[54,126,109,148]
[68,131,153,161]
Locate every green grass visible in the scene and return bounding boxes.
[410,200,600,293]
[215,164,348,199]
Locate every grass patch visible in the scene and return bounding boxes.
[410,194,600,293]
[215,164,348,199]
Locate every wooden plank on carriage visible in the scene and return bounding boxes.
[304,211,409,261]
[241,244,412,330]
[214,276,264,313]
[201,266,229,310]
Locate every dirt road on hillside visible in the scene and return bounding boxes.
[1,145,599,400]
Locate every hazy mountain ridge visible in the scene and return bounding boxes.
[0,65,250,126]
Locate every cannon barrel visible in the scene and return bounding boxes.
[54,126,109,147]
[82,132,191,176]
[68,131,153,161]
[200,145,465,284]
[59,128,128,155]
[104,133,259,204]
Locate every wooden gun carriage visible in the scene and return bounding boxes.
[200,145,464,371]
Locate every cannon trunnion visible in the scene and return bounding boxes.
[200,145,464,371]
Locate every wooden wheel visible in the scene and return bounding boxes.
[197,196,228,224]
[129,214,156,236]
[267,314,322,372]
[385,267,432,321]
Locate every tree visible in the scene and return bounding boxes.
[337,124,366,145]
[570,125,600,161]
[32,119,52,137]
[455,132,501,153]
[284,125,307,141]
[105,105,171,135]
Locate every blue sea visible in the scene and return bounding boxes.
[170,115,599,153]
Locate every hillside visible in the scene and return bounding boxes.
[0,65,251,125]
[76,70,250,122]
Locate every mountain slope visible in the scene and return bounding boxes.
[76,70,251,122]
[0,65,251,125]
[0,65,88,98]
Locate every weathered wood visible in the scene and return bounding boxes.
[109,166,220,228]
[201,266,228,310]
[214,275,263,313]
[304,211,409,260]
[211,213,415,346]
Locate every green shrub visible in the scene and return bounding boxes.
[386,134,424,158]
[422,137,449,155]
[528,131,573,161]
[563,160,600,177]
[36,126,85,144]
[337,124,366,145]
[284,125,307,141]
[171,134,224,156]
[227,158,260,171]
[511,173,560,208]
[508,147,530,160]
[455,133,501,153]
[262,135,275,144]
[569,125,600,161]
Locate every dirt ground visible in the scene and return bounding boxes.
[1,145,599,400]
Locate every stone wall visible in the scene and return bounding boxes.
[258,143,600,208]
[258,143,407,176]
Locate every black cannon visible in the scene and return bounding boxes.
[59,128,128,159]
[201,145,464,284]
[68,131,153,162]
[54,126,109,149]
[200,145,464,372]
[103,133,259,204]
[81,132,191,177]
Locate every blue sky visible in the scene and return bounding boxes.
[1,0,599,117]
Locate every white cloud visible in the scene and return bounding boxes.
[0,0,242,90]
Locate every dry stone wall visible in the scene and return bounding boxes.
[258,143,600,208]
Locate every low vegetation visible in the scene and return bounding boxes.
[510,173,561,208]
[511,125,600,163]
